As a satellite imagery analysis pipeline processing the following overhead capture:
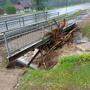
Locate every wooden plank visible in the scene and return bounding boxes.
[27,49,40,66]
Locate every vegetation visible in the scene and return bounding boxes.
[80,21,90,40]
[32,0,90,11]
[32,0,46,11]
[5,6,16,14]
[0,0,90,11]
[19,53,90,90]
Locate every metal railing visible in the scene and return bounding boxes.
[1,16,60,59]
[0,11,59,32]
[0,11,62,43]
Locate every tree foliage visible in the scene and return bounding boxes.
[33,0,46,11]
[5,6,16,14]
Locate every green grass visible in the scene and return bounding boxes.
[19,53,90,90]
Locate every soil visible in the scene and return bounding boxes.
[0,44,25,90]
[0,68,24,90]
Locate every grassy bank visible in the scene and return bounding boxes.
[19,53,90,90]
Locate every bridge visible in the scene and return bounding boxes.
[0,6,89,67]
[1,12,62,60]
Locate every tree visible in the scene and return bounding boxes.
[5,6,16,14]
[33,0,46,11]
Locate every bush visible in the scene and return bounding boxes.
[5,6,16,14]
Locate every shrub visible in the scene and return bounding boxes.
[5,6,16,14]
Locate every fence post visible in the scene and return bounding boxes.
[34,14,37,22]
[5,21,8,30]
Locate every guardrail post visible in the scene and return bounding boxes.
[34,14,37,22]
[5,21,8,30]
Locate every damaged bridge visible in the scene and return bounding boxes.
[0,14,79,68]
